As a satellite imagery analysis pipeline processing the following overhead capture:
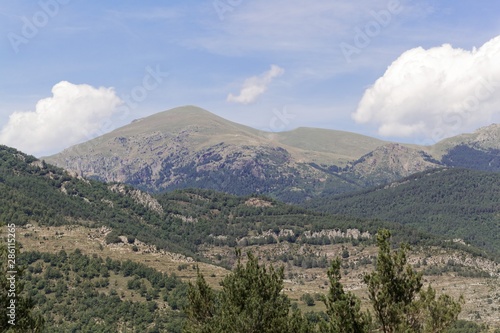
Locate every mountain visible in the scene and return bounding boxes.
[3,145,500,330]
[422,124,500,172]
[305,168,500,258]
[5,144,498,260]
[45,106,451,202]
[431,123,500,157]
[45,106,500,202]
[346,143,442,187]
[0,144,440,255]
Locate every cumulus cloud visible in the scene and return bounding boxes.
[352,35,500,142]
[0,81,123,156]
[227,65,284,104]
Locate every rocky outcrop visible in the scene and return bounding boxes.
[347,144,442,185]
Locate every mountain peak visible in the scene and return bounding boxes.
[431,123,500,156]
[106,105,260,140]
[474,123,500,143]
[159,105,217,117]
[130,105,214,123]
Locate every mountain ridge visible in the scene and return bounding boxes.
[45,105,500,202]
[2,144,500,329]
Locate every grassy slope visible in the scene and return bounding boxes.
[46,106,390,168]
[271,127,388,165]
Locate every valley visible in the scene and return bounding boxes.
[1,109,500,331]
[17,222,500,328]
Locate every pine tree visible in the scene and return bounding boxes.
[184,230,462,333]
[184,268,216,333]
[184,250,311,333]
[363,229,461,333]
[320,258,371,333]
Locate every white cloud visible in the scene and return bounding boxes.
[0,81,123,156]
[352,35,500,142]
[227,65,285,104]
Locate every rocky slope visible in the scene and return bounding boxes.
[45,106,446,202]
[348,143,442,186]
[45,106,498,202]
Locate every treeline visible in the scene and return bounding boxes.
[156,187,473,258]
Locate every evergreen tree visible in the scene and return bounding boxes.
[418,285,463,333]
[184,230,463,333]
[184,250,311,333]
[184,268,216,333]
[364,229,461,333]
[320,258,371,333]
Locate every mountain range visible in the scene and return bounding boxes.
[45,105,500,202]
[2,143,500,330]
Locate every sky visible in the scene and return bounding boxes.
[1,0,500,156]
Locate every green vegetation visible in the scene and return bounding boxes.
[1,145,498,331]
[184,250,311,333]
[2,145,470,262]
[185,230,463,333]
[321,258,371,332]
[0,233,44,332]
[306,168,500,259]
[364,230,462,333]
[2,247,186,332]
[442,145,500,172]
[446,320,489,333]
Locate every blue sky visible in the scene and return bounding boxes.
[1,0,500,156]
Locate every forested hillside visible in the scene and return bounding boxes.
[442,145,500,172]
[1,145,495,263]
[305,168,500,258]
[15,249,186,332]
[2,145,500,331]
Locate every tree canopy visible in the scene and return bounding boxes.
[184,229,463,333]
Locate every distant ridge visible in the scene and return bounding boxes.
[45,105,500,202]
